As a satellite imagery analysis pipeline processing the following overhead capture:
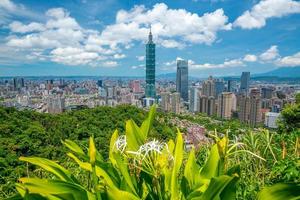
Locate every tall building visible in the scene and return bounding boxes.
[227,80,237,93]
[215,79,225,98]
[176,58,189,102]
[240,72,250,94]
[202,76,215,97]
[13,78,25,91]
[199,95,215,116]
[160,92,171,112]
[189,87,199,112]
[217,92,233,119]
[145,28,156,98]
[261,87,273,99]
[249,88,262,127]
[171,92,181,113]
[238,88,262,126]
[130,80,141,93]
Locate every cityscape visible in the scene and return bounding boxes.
[0,0,300,199]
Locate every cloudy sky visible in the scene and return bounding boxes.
[0,0,300,77]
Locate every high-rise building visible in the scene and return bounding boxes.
[217,92,233,119]
[97,80,103,87]
[238,88,262,126]
[176,58,188,102]
[240,72,250,94]
[171,92,181,114]
[189,87,199,112]
[202,76,215,97]
[261,87,273,99]
[160,92,171,112]
[145,28,156,98]
[199,95,215,116]
[13,78,25,91]
[215,79,225,98]
[227,80,237,93]
[249,88,262,127]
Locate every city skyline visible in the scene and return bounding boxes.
[0,0,300,77]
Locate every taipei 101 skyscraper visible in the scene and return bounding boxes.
[145,27,156,98]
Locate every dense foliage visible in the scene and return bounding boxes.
[0,100,299,199]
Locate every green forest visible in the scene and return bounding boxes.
[0,101,299,199]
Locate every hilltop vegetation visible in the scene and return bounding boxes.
[0,103,299,199]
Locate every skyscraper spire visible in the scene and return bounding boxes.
[148,25,153,43]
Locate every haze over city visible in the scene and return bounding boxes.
[0,0,300,77]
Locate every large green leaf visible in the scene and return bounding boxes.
[170,130,184,199]
[184,148,201,189]
[257,183,300,200]
[89,136,96,165]
[200,144,221,180]
[17,178,96,200]
[125,119,144,151]
[19,157,77,183]
[109,129,119,166]
[140,104,156,140]
[196,175,238,200]
[63,139,85,157]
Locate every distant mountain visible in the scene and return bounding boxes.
[256,67,300,78]
[157,73,200,80]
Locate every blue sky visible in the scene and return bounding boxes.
[0,0,300,77]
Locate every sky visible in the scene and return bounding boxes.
[0,0,300,77]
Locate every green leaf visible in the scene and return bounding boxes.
[198,175,239,200]
[140,104,156,140]
[184,147,201,189]
[63,139,85,157]
[89,136,96,165]
[18,178,96,200]
[19,157,77,183]
[171,130,183,199]
[200,144,221,179]
[109,129,119,166]
[257,183,300,200]
[125,119,144,151]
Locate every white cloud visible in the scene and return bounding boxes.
[0,0,17,11]
[136,55,145,61]
[234,0,300,29]
[113,53,126,59]
[276,52,300,67]
[102,61,118,67]
[9,21,45,33]
[259,45,279,61]
[50,47,102,66]
[189,58,245,70]
[243,54,257,62]
[103,3,231,46]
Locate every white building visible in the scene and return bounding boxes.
[265,112,280,128]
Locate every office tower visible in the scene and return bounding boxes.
[240,72,250,94]
[130,80,141,93]
[97,80,103,88]
[217,92,233,119]
[145,28,156,98]
[227,80,237,92]
[261,87,273,99]
[215,79,225,98]
[202,76,215,97]
[13,78,25,90]
[176,58,189,102]
[249,88,262,126]
[265,112,280,128]
[47,96,65,114]
[160,92,171,112]
[189,87,199,112]
[171,92,181,113]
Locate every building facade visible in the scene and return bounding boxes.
[240,72,250,94]
[145,28,156,98]
[176,59,189,102]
